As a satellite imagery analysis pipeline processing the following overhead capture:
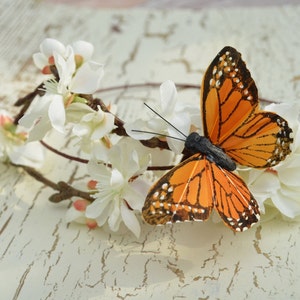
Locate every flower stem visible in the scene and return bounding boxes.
[96,82,200,93]
[12,81,276,202]
[40,140,89,164]
[41,138,174,171]
[13,82,46,125]
[16,163,95,203]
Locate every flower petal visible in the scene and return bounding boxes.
[85,194,111,219]
[65,206,86,224]
[18,95,51,129]
[167,113,191,154]
[72,41,94,61]
[66,102,94,123]
[54,48,76,93]
[265,103,299,129]
[277,165,300,186]
[40,38,66,58]
[121,201,141,238]
[108,199,121,231]
[87,160,111,182]
[123,180,149,211]
[32,53,48,70]
[271,192,300,218]
[70,61,104,94]
[72,123,90,137]
[90,142,110,162]
[250,170,280,194]
[111,169,124,188]
[124,119,154,140]
[160,80,177,113]
[90,112,115,140]
[48,96,66,133]
[8,141,45,168]
[109,143,140,179]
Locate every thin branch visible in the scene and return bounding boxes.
[96,82,200,94]
[92,97,127,131]
[11,81,278,202]
[41,139,174,171]
[18,163,59,190]
[14,164,95,203]
[147,165,174,171]
[49,181,95,203]
[15,162,174,205]
[259,97,279,104]
[40,140,89,164]
[89,97,172,151]
[13,82,46,125]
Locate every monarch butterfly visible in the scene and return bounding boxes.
[142,46,293,232]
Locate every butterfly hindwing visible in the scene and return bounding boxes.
[142,154,213,225]
[201,46,293,168]
[210,163,260,231]
[224,111,292,167]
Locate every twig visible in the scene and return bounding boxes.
[96,82,200,94]
[41,139,174,170]
[17,163,95,203]
[13,82,46,125]
[40,140,89,164]
[11,81,278,203]
[87,96,172,151]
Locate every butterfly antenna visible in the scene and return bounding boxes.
[131,129,186,142]
[143,103,187,138]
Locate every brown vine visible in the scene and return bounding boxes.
[11,81,276,203]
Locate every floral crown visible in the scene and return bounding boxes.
[2,38,299,238]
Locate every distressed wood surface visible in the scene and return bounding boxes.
[1,1,300,299]
[46,0,300,8]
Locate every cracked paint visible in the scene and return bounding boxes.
[1,2,300,300]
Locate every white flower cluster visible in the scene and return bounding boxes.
[19,38,108,142]
[0,111,44,168]
[2,38,300,238]
[11,39,199,237]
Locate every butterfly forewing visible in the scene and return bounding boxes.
[201,46,258,144]
[142,154,213,225]
[201,46,293,168]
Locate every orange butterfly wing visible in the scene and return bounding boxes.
[142,155,260,231]
[143,46,293,231]
[142,154,213,225]
[210,162,259,231]
[201,46,293,168]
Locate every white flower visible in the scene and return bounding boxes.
[33,38,66,73]
[65,199,97,229]
[125,80,200,154]
[19,94,66,141]
[85,139,151,238]
[66,102,115,153]
[238,103,300,219]
[0,110,44,168]
[52,47,104,95]
[19,39,104,141]
[33,38,95,74]
[70,61,104,94]
[71,40,94,62]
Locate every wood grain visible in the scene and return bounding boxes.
[1,1,300,299]
[45,0,300,8]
